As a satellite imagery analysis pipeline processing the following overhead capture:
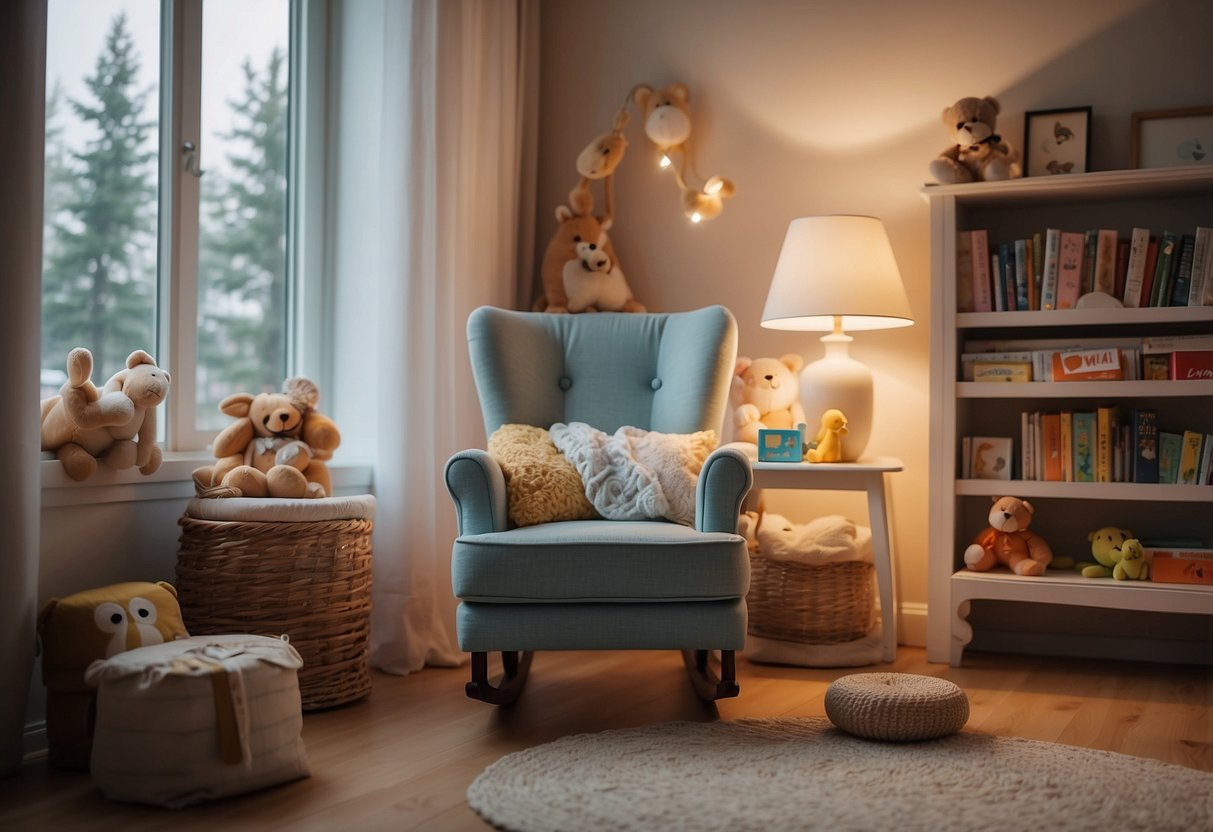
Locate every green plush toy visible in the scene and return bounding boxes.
[1080,526,1134,578]
[1112,538,1150,581]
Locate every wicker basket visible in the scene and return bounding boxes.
[175,497,375,710]
[746,555,873,644]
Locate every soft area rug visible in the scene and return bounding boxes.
[468,717,1212,832]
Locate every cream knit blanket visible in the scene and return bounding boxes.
[549,422,716,526]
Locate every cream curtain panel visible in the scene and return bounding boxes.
[0,0,47,777]
[329,0,538,674]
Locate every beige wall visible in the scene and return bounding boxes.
[536,0,1213,643]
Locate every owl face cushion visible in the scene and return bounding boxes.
[38,581,189,690]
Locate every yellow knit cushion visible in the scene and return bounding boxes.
[489,424,598,528]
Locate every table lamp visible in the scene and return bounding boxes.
[760,215,913,462]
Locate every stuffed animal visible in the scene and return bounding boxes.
[1113,538,1150,581]
[929,96,1022,184]
[535,202,644,314]
[806,408,848,463]
[568,107,630,219]
[562,237,637,312]
[40,348,170,481]
[964,495,1053,576]
[193,376,340,499]
[731,354,806,446]
[634,82,735,221]
[38,581,188,769]
[1080,525,1135,578]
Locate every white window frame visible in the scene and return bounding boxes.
[42,0,350,497]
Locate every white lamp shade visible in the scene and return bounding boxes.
[760,215,913,332]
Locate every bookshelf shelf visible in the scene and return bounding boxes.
[925,167,1213,666]
[957,380,1213,399]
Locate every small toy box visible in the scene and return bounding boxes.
[1148,548,1213,585]
[758,427,804,462]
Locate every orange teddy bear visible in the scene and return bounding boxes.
[963,495,1053,576]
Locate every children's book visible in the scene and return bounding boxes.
[1158,431,1183,484]
[1072,412,1096,483]
[1131,408,1158,484]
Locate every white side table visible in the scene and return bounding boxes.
[747,457,903,662]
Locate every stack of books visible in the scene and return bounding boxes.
[956,226,1213,312]
[961,334,1213,382]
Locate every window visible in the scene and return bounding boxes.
[42,0,310,451]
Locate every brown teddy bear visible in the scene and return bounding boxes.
[40,348,170,481]
[535,202,644,314]
[731,355,807,446]
[929,96,1022,184]
[963,495,1053,576]
[192,376,340,499]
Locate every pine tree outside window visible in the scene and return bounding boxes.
[42,0,317,451]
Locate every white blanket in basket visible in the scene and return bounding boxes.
[739,511,873,564]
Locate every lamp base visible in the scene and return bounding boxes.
[799,333,872,462]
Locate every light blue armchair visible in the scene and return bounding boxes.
[444,306,752,704]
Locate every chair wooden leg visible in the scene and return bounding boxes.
[681,649,740,701]
[465,651,533,705]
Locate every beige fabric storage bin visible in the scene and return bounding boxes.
[85,634,309,808]
[175,495,375,709]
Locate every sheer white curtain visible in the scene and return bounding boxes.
[329,0,538,674]
[0,0,46,776]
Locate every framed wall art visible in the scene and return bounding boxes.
[1131,106,1213,168]
[1023,107,1092,176]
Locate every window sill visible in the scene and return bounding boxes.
[41,452,375,508]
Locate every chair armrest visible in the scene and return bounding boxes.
[695,446,752,534]
[444,449,508,536]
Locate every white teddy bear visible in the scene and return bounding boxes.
[731,354,806,446]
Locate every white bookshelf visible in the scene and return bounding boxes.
[924,166,1213,666]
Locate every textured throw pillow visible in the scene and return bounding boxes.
[488,424,598,527]
[550,422,717,526]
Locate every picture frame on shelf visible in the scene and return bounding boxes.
[1131,106,1213,169]
[1023,106,1092,177]
[970,436,1013,480]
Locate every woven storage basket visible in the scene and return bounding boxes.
[175,496,375,710]
[746,555,873,644]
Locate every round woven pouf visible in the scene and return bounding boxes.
[825,672,969,741]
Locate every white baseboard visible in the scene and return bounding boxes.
[897,602,928,648]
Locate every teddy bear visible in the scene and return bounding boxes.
[963,495,1053,576]
[1112,538,1150,581]
[1080,525,1134,578]
[535,202,645,314]
[806,408,848,463]
[929,96,1022,184]
[40,347,170,481]
[192,376,340,499]
[731,354,807,446]
[562,236,638,313]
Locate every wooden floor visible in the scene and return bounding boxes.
[2,647,1210,830]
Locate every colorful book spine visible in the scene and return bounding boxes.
[1096,406,1118,483]
[971,230,992,312]
[1060,411,1073,482]
[1169,234,1196,307]
[1042,412,1063,481]
[1122,227,1151,307]
[1040,228,1061,310]
[1150,231,1179,306]
[1093,229,1119,295]
[956,231,974,312]
[1158,432,1182,484]
[1114,240,1129,301]
[1178,431,1204,485]
[1000,243,1016,312]
[1072,411,1096,483]
[1025,236,1038,311]
[1200,434,1213,485]
[1082,229,1098,296]
[1055,231,1085,309]
[1140,238,1159,307]
[1014,239,1030,311]
[991,252,1005,312]
[1032,232,1044,311]
[1131,408,1159,484]
[1189,226,1211,307]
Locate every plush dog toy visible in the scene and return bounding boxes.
[1113,538,1150,581]
[562,236,637,312]
[731,355,806,446]
[929,96,1022,184]
[535,202,644,314]
[193,376,340,498]
[964,495,1053,576]
[40,348,170,481]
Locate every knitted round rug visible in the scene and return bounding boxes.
[467,717,1212,832]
